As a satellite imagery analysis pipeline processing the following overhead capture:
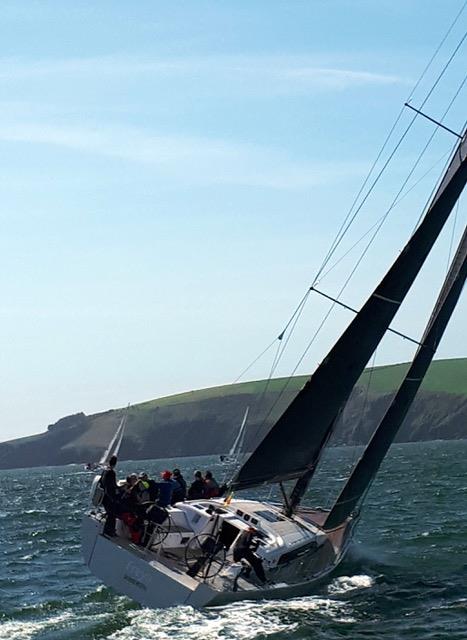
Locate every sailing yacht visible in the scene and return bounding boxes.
[219,406,249,464]
[83,413,127,473]
[82,104,467,606]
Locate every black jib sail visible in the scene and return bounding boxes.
[230,131,467,493]
[324,224,467,530]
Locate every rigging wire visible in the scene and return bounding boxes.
[233,19,467,394]
[233,288,312,384]
[319,150,452,282]
[227,18,467,476]
[409,96,467,235]
[233,337,278,384]
[447,199,461,272]
[291,44,467,368]
[315,29,467,288]
[313,2,467,285]
[245,67,467,442]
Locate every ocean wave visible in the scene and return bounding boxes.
[108,602,297,640]
[0,612,73,640]
[327,574,375,595]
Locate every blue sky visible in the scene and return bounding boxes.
[1,1,466,441]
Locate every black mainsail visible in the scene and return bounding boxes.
[324,224,467,530]
[231,130,467,493]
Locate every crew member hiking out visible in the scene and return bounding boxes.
[100,455,118,537]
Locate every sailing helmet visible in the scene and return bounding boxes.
[161,470,172,480]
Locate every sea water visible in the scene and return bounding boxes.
[1,440,467,640]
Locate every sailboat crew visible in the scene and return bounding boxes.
[99,455,118,537]
[233,526,266,583]
[154,470,176,507]
[204,470,220,498]
[172,468,187,503]
[188,470,205,499]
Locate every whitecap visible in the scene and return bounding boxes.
[327,574,374,594]
[108,601,297,640]
[264,594,357,623]
[0,612,73,640]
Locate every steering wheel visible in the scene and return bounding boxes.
[184,533,226,579]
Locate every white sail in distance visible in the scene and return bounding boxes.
[228,406,249,458]
[98,408,128,466]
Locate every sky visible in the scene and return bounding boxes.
[1,1,466,442]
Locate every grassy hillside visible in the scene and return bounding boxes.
[359,358,467,395]
[128,356,467,413]
[0,357,465,470]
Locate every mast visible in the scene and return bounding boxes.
[324,224,467,530]
[231,129,467,497]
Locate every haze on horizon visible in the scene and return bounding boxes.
[1,1,466,443]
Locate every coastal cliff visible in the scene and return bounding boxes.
[0,358,465,470]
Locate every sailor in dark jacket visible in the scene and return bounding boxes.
[188,470,205,500]
[233,526,266,583]
[100,455,118,537]
[172,468,187,504]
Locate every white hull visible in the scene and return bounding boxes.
[82,498,354,609]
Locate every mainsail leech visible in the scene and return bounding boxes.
[231,131,467,493]
[324,223,467,529]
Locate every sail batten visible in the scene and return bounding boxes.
[324,224,467,530]
[231,132,467,493]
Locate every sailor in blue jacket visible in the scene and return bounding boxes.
[154,470,177,507]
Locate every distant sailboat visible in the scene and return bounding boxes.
[86,411,128,506]
[82,51,467,607]
[84,411,127,473]
[99,412,127,467]
[220,406,249,464]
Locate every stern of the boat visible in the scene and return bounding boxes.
[81,513,220,608]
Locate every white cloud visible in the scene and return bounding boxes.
[0,53,407,92]
[0,121,366,189]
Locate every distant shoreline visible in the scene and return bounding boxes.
[0,357,465,471]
